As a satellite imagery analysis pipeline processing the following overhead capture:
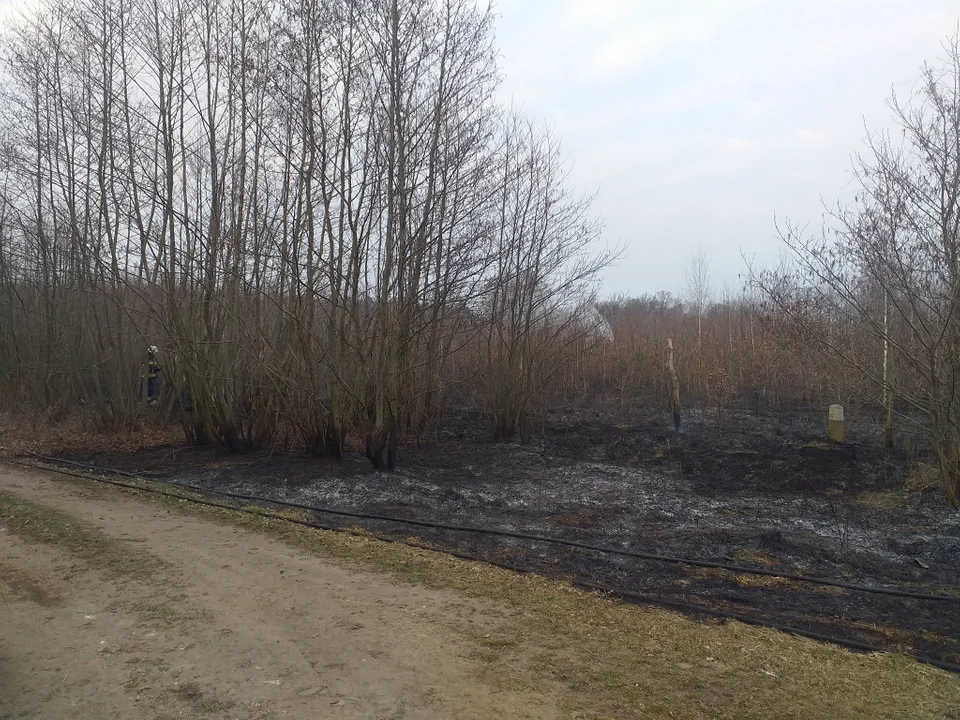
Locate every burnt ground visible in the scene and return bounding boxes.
[42,404,960,669]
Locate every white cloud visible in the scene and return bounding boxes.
[797,129,827,145]
[562,0,631,27]
[584,35,655,78]
[722,136,770,154]
[560,1,751,81]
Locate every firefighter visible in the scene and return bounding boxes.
[145,346,162,405]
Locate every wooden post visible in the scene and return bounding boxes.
[667,338,682,433]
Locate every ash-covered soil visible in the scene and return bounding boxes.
[52,405,960,668]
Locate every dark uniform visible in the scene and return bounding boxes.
[146,350,161,404]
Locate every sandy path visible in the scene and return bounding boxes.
[0,467,559,719]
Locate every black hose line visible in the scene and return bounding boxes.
[11,457,960,676]
[24,452,960,604]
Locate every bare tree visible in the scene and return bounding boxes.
[482,115,614,441]
[685,247,711,374]
[755,33,960,507]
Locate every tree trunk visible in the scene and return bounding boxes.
[883,293,894,449]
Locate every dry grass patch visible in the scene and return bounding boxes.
[0,413,184,458]
[908,463,942,493]
[857,489,907,509]
[732,547,783,566]
[732,573,793,590]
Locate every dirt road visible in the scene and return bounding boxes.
[0,467,558,719]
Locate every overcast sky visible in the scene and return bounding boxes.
[494,0,957,299]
